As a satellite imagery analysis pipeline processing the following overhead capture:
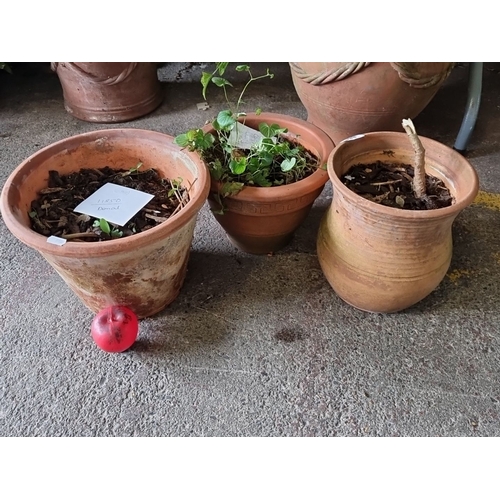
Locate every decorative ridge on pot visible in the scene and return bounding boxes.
[1,128,211,318]
[289,62,454,145]
[317,129,479,313]
[51,62,164,123]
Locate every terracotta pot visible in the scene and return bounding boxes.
[289,62,454,145]
[203,113,334,254]
[0,129,210,318]
[51,62,164,123]
[317,131,479,313]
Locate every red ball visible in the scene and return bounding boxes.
[91,305,139,353]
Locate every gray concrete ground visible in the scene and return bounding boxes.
[0,62,499,437]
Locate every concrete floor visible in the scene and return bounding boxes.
[0,62,499,437]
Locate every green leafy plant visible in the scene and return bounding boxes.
[92,218,123,239]
[174,63,320,212]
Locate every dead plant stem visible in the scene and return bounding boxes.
[402,118,426,198]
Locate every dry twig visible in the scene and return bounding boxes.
[402,118,427,198]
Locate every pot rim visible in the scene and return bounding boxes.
[203,112,334,201]
[0,128,211,258]
[328,131,479,219]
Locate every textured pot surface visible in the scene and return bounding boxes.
[290,62,454,145]
[0,129,210,318]
[317,131,479,313]
[204,113,334,254]
[52,62,164,123]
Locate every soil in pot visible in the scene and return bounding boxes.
[341,160,454,211]
[29,166,190,241]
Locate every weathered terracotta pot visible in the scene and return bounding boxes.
[317,131,479,313]
[203,113,334,254]
[0,129,210,318]
[290,62,454,145]
[51,62,163,123]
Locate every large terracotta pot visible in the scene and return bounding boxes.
[51,62,164,123]
[0,129,210,318]
[317,131,479,313]
[203,113,334,254]
[290,62,454,145]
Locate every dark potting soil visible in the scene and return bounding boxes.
[29,166,190,241]
[341,161,454,210]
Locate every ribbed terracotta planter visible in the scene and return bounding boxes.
[51,62,164,123]
[290,62,454,145]
[317,131,479,313]
[0,129,210,318]
[203,113,334,254]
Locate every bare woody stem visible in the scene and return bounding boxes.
[402,118,427,198]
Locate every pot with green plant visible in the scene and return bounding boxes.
[316,119,479,313]
[175,63,334,254]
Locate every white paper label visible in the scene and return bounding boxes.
[47,235,67,246]
[341,134,365,142]
[227,122,265,150]
[73,182,154,226]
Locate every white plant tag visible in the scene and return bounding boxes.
[73,182,154,226]
[227,122,265,149]
[47,235,67,246]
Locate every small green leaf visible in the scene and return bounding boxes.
[216,62,228,75]
[210,159,224,181]
[257,138,276,152]
[255,108,262,115]
[29,210,38,219]
[200,132,215,149]
[221,181,244,197]
[216,110,236,129]
[201,71,213,99]
[229,158,247,175]
[235,65,250,72]
[99,218,111,234]
[281,158,296,172]
[259,123,286,138]
[174,133,189,147]
[258,152,274,167]
[251,172,272,187]
[212,77,232,88]
[258,123,273,138]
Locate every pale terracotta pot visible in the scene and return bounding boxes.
[289,62,454,145]
[203,113,334,254]
[0,129,210,318]
[51,62,164,123]
[317,131,479,313]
